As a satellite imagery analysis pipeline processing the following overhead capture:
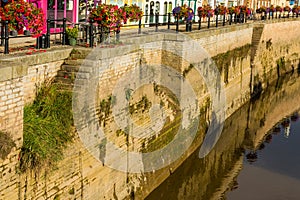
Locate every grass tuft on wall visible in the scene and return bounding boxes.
[19,81,73,173]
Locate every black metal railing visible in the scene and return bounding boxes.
[0,11,299,54]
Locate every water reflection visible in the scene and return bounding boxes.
[146,72,300,200]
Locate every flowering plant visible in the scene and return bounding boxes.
[66,26,78,39]
[197,5,213,17]
[228,6,235,14]
[0,0,45,37]
[121,4,143,22]
[173,5,194,20]
[269,5,276,12]
[219,6,228,15]
[256,6,267,13]
[276,6,283,12]
[240,6,250,15]
[89,4,126,31]
[292,5,299,13]
[284,6,291,12]
[228,6,241,15]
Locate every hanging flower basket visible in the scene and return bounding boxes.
[256,6,267,14]
[292,6,298,13]
[197,5,213,18]
[89,4,126,31]
[283,6,291,12]
[219,6,228,15]
[173,5,194,20]
[276,6,283,12]
[121,4,143,22]
[0,0,45,37]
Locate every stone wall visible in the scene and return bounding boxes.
[0,47,72,200]
[0,19,300,200]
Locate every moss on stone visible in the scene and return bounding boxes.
[0,131,16,160]
[212,44,251,84]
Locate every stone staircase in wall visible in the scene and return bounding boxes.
[250,24,265,63]
[54,48,91,91]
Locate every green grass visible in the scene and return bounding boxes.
[19,81,73,173]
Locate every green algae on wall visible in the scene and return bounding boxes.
[0,131,16,160]
[212,44,251,84]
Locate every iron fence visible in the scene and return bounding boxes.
[0,11,298,54]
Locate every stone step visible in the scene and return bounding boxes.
[61,65,81,73]
[64,59,85,66]
[53,82,74,91]
[57,70,77,80]
[55,76,74,85]
[72,48,92,56]
[70,53,88,59]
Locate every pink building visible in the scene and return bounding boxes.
[27,0,79,31]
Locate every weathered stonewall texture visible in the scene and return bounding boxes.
[0,48,72,200]
[0,19,299,200]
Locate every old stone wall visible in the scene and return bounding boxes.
[0,48,72,200]
[0,19,300,200]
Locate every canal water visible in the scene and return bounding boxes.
[146,71,300,200]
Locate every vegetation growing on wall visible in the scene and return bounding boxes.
[0,131,16,160]
[98,95,115,126]
[129,95,152,114]
[212,44,251,84]
[19,81,73,173]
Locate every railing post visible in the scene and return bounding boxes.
[198,16,202,30]
[185,19,189,32]
[62,18,67,45]
[36,37,40,49]
[239,11,242,23]
[176,16,179,32]
[208,15,210,28]
[155,13,159,32]
[46,19,51,48]
[4,21,9,54]
[89,19,94,48]
[0,21,4,46]
[138,18,142,34]
[216,14,218,27]
[167,13,171,29]
[85,25,88,43]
